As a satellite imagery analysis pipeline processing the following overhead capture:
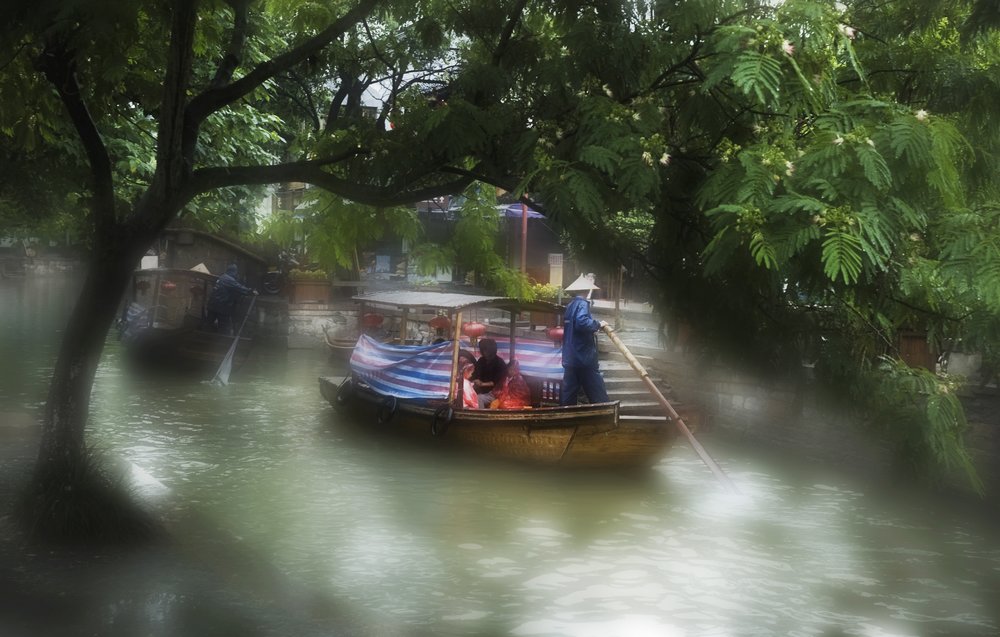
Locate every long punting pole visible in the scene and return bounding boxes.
[601,325,737,492]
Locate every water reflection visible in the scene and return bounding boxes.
[4,278,1000,636]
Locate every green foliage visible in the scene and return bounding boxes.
[530,282,562,302]
[865,359,983,493]
[4,0,1000,501]
[731,51,783,107]
[288,268,328,280]
[409,182,534,299]
[264,190,422,273]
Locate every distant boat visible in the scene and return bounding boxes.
[119,268,255,374]
[319,290,680,468]
[323,323,393,360]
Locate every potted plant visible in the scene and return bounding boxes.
[287,268,331,304]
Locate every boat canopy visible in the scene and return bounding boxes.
[351,334,564,399]
[351,290,564,315]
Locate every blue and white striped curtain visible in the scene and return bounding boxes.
[350,334,564,399]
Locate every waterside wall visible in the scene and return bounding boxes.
[591,304,1000,503]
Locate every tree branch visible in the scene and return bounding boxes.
[35,35,116,236]
[275,74,321,130]
[325,73,354,133]
[155,0,199,196]
[0,40,28,74]
[438,164,520,195]
[492,0,529,67]
[187,0,380,128]
[208,0,251,90]
[188,160,473,208]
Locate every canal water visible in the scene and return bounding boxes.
[4,277,1000,636]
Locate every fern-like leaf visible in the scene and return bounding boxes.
[565,169,605,216]
[578,145,621,175]
[822,229,864,283]
[750,230,778,269]
[732,51,783,106]
[855,144,892,191]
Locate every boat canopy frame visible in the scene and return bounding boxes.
[350,290,565,405]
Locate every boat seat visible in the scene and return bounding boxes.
[524,376,561,407]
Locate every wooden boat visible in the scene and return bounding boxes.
[119,268,255,373]
[318,290,678,468]
[323,324,393,359]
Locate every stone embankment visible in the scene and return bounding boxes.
[590,300,1000,501]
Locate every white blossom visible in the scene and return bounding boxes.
[833,135,844,145]
[642,151,654,166]
[659,153,671,166]
[837,24,857,40]
[603,84,614,98]
[782,40,795,56]
[785,161,795,176]
[915,109,929,121]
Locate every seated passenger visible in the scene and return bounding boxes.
[491,359,532,410]
[460,363,478,409]
[457,349,476,370]
[470,338,507,408]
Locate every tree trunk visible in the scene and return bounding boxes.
[33,232,147,486]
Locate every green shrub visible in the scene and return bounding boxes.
[288,268,329,281]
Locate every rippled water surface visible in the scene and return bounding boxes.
[5,277,1000,636]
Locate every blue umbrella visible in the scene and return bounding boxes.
[498,204,544,219]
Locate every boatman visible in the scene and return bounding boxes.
[560,273,610,406]
[207,263,257,335]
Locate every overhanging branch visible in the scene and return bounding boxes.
[36,36,116,235]
[187,0,380,128]
[208,0,251,90]
[492,0,529,67]
[188,160,473,207]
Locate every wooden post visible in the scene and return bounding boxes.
[400,307,409,344]
[509,309,517,363]
[615,265,625,330]
[447,311,463,403]
[520,203,528,274]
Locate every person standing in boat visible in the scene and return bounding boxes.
[206,263,257,335]
[470,337,507,408]
[560,273,610,405]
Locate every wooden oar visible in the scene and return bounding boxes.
[601,324,737,492]
[211,295,257,386]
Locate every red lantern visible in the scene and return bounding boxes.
[429,315,452,332]
[547,326,564,343]
[362,312,385,328]
[462,321,487,338]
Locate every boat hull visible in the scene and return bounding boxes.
[319,376,676,468]
[124,326,252,372]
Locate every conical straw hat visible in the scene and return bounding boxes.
[565,273,599,291]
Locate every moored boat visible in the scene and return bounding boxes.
[119,267,255,373]
[318,290,678,468]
